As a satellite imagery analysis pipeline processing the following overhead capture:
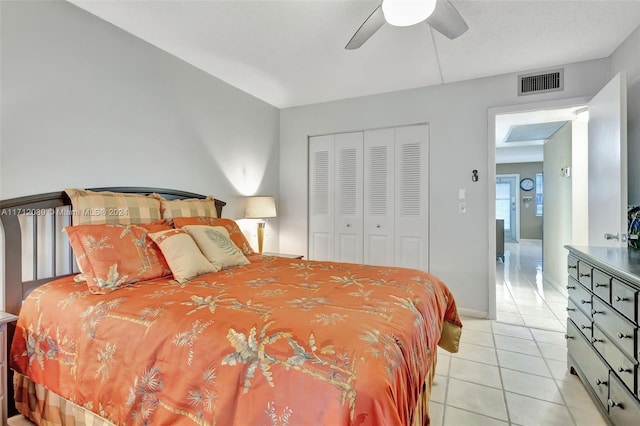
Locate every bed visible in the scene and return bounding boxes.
[1,187,462,425]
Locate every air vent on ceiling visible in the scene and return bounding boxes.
[518,69,564,96]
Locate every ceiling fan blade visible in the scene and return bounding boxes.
[345,5,386,50]
[426,0,469,39]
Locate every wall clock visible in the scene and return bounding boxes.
[520,178,535,191]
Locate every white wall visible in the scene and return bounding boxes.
[543,123,573,291]
[0,0,280,218]
[280,60,610,314]
[0,0,281,308]
[610,24,640,204]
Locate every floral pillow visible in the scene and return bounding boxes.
[148,229,222,283]
[173,217,255,255]
[65,223,172,294]
[183,225,250,269]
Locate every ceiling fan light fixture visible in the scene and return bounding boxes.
[382,0,437,27]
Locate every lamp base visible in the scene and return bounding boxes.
[257,222,266,254]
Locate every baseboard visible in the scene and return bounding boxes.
[542,271,568,297]
[457,308,489,319]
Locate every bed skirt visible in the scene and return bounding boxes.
[13,372,114,426]
[14,358,437,426]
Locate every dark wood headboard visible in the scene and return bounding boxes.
[0,187,226,316]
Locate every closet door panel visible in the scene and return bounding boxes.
[308,135,335,261]
[394,124,429,271]
[334,132,363,263]
[364,128,395,267]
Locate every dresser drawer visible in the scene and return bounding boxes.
[567,319,609,408]
[592,298,637,360]
[612,278,638,323]
[592,269,612,303]
[567,277,592,315]
[592,325,637,394]
[567,298,592,340]
[578,261,593,289]
[608,372,640,426]
[567,255,579,280]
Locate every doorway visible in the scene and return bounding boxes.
[487,97,591,321]
[496,174,519,242]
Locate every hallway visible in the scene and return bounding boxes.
[496,240,567,332]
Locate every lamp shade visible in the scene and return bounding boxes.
[382,0,437,27]
[244,196,277,219]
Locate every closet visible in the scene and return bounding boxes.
[308,124,429,271]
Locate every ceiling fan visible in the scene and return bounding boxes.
[345,0,469,50]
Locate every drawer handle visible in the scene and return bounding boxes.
[617,366,632,374]
[568,265,577,269]
[595,378,608,386]
[608,399,622,409]
[564,334,574,340]
[616,332,632,339]
[579,272,591,278]
[595,283,608,288]
[614,296,629,302]
[591,337,603,343]
[566,307,576,312]
[591,309,604,316]
[566,285,576,290]
[580,299,591,305]
[580,324,592,330]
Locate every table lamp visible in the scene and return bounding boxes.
[244,196,277,254]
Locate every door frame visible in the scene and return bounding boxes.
[487,96,591,319]
[496,173,521,242]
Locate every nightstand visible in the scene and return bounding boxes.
[262,252,304,260]
[0,312,18,425]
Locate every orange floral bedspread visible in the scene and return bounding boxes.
[11,255,462,425]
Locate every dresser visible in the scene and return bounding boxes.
[565,246,640,425]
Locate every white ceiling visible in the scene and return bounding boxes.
[68,0,640,109]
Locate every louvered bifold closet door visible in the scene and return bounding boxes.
[364,128,395,267]
[308,135,335,261]
[394,124,429,271]
[334,132,364,263]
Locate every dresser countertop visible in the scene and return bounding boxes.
[566,245,640,288]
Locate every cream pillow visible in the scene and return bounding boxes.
[183,225,250,269]
[148,229,221,283]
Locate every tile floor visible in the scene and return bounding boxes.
[426,239,606,426]
[496,240,568,332]
[10,240,607,425]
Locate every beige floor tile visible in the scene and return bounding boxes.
[568,404,608,426]
[429,401,444,426]
[546,358,573,382]
[460,317,492,333]
[501,368,564,403]
[459,329,494,348]
[431,375,448,403]
[452,342,498,366]
[435,352,451,376]
[491,322,534,340]
[531,328,567,346]
[494,334,541,356]
[521,315,566,332]
[444,406,508,426]
[555,376,599,409]
[496,311,525,325]
[446,379,508,421]
[505,392,574,426]
[449,358,502,389]
[497,350,551,377]
[537,341,567,362]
